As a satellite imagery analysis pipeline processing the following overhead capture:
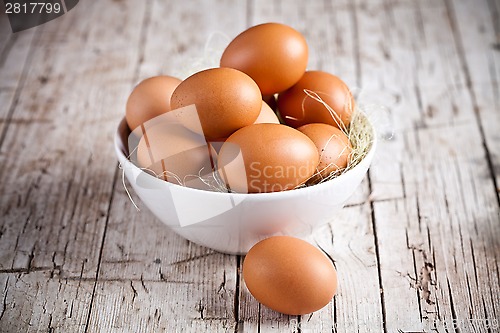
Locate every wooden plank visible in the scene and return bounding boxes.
[355,1,422,330]
[356,0,500,331]
[0,271,94,333]
[358,0,477,201]
[0,25,37,140]
[87,279,236,333]
[449,0,500,203]
[398,121,499,331]
[0,0,145,277]
[0,0,147,331]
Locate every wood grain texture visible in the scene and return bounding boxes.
[450,0,500,204]
[357,0,500,331]
[0,0,499,332]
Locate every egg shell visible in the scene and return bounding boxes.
[170,68,262,140]
[217,123,319,193]
[254,101,280,124]
[220,23,308,95]
[243,236,337,315]
[136,119,216,190]
[298,123,352,180]
[277,71,355,129]
[126,76,181,131]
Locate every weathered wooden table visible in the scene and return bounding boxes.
[0,0,499,332]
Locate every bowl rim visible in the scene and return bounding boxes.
[114,114,377,199]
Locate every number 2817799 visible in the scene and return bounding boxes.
[5,2,62,14]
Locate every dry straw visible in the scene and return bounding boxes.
[291,90,374,189]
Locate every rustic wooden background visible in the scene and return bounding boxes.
[0,0,499,332]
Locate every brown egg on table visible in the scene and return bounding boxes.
[126,75,182,131]
[298,123,352,181]
[170,68,262,140]
[220,23,308,95]
[243,236,338,315]
[278,71,355,129]
[254,101,280,124]
[217,123,319,193]
[136,119,216,190]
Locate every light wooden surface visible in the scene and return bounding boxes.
[0,0,499,332]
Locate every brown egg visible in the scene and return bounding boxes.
[278,71,355,129]
[126,76,181,131]
[170,68,262,140]
[220,23,308,95]
[217,124,319,193]
[254,101,280,124]
[298,123,352,180]
[136,119,216,190]
[243,236,337,315]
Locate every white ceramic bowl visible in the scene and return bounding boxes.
[114,116,376,254]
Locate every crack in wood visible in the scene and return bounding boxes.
[0,266,62,275]
[47,313,54,333]
[196,299,205,320]
[409,234,424,322]
[140,274,149,293]
[130,281,137,303]
[446,278,460,333]
[408,244,436,306]
[367,174,388,333]
[444,0,500,210]
[153,308,161,323]
[168,252,216,266]
[158,267,165,281]
[102,259,141,265]
[315,242,336,268]
[217,270,227,294]
[0,276,9,322]
[233,255,241,333]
